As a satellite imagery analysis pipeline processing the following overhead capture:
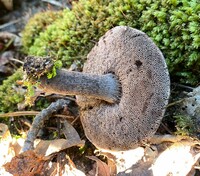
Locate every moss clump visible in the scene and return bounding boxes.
[23,1,114,68]
[138,0,200,85]
[22,0,200,84]
[174,114,196,136]
[0,68,24,114]
[22,11,63,54]
[47,60,63,79]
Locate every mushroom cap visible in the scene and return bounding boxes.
[77,26,170,151]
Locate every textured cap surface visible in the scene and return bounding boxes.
[77,26,170,151]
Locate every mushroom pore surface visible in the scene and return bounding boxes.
[76,26,170,151]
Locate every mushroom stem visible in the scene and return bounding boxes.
[39,69,121,103]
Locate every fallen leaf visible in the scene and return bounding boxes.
[0,0,13,10]
[0,65,12,74]
[0,167,12,176]
[62,119,84,146]
[0,32,21,47]
[87,156,111,176]
[0,123,24,164]
[151,141,200,176]
[99,147,145,174]
[149,134,189,144]
[0,123,12,140]
[0,51,14,66]
[4,150,50,176]
[62,160,86,176]
[34,138,85,156]
[0,124,14,167]
[107,157,117,176]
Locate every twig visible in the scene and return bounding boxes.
[20,118,32,128]
[39,94,76,102]
[71,116,80,125]
[172,83,194,91]
[22,99,70,152]
[166,98,186,108]
[57,118,62,176]
[3,37,14,51]
[160,122,173,135]
[0,19,21,30]
[54,114,74,119]
[0,111,40,117]
[149,134,190,144]
[0,111,74,119]
[42,0,68,8]
[9,58,24,64]
[194,166,200,170]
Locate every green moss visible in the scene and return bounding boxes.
[0,68,24,114]
[22,0,200,85]
[174,114,196,136]
[47,60,63,79]
[22,11,63,53]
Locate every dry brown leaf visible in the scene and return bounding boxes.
[107,157,117,176]
[0,0,13,10]
[151,141,200,176]
[62,119,83,146]
[0,65,12,74]
[99,147,145,174]
[87,156,111,176]
[0,123,14,167]
[0,123,12,140]
[0,31,22,48]
[33,120,84,157]
[94,151,117,176]
[4,150,50,176]
[10,138,24,155]
[0,51,13,66]
[0,123,24,159]
[34,138,84,156]
[0,32,21,47]
[149,134,190,144]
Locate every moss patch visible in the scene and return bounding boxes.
[22,0,200,85]
[0,68,24,114]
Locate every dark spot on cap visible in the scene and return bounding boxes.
[126,68,132,74]
[135,60,142,68]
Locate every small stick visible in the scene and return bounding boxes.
[149,134,189,144]
[42,0,64,7]
[172,83,194,91]
[22,99,70,152]
[9,58,24,65]
[166,98,186,108]
[0,111,40,117]
[0,111,74,119]
[0,19,21,30]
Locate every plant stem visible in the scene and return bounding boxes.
[39,69,121,103]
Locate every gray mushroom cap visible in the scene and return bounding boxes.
[77,26,170,151]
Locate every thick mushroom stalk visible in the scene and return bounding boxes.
[39,70,121,103]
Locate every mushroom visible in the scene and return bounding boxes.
[24,26,170,151]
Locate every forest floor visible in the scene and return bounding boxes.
[0,0,200,176]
